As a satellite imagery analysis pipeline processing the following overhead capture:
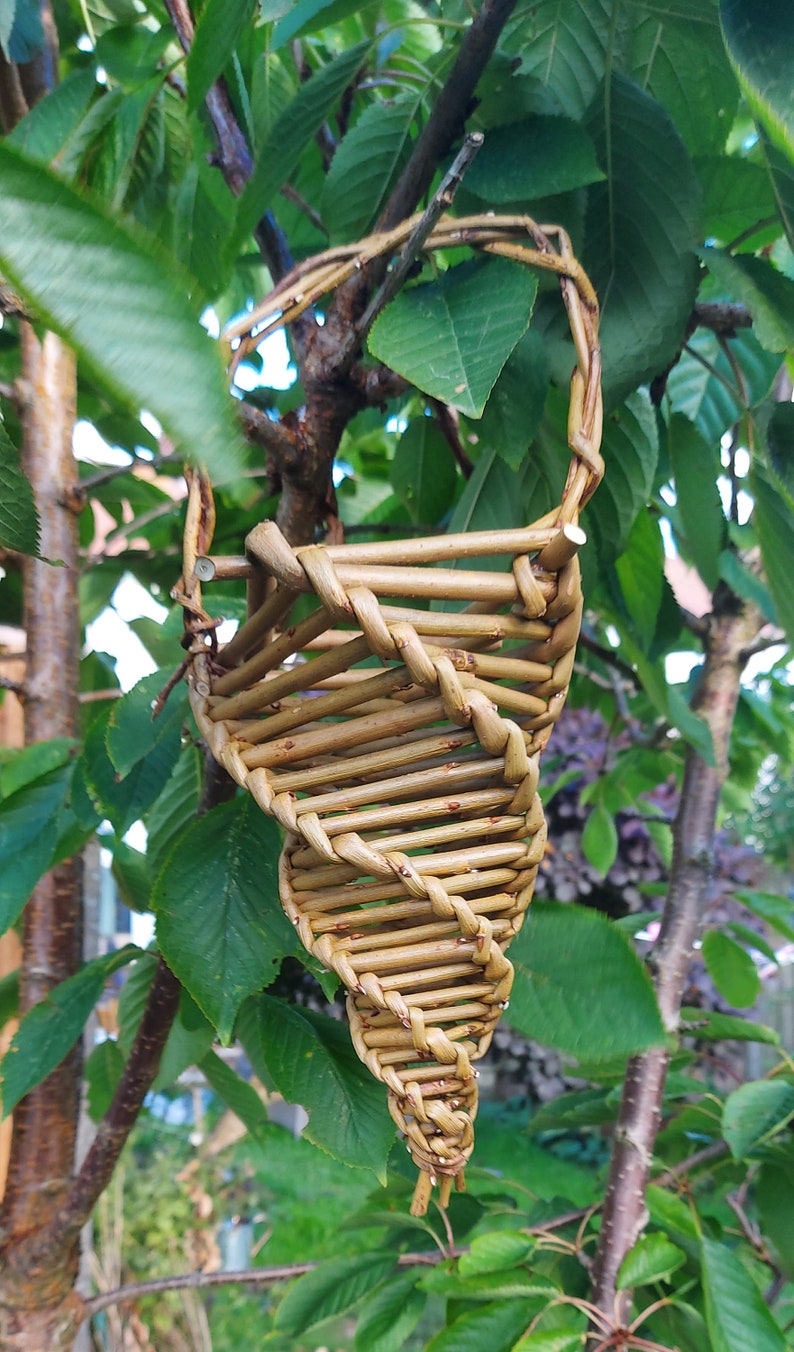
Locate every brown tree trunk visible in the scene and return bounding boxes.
[0,328,85,1350]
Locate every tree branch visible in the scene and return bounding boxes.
[431,398,474,478]
[588,599,764,1323]
[691,301,752,337]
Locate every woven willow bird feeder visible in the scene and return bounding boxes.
[182,214,603,1216]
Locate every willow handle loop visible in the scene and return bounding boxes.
[181,212,603,1216]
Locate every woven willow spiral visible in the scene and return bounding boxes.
[182,214,603,1215]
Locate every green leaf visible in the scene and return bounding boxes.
[701,1234,786,1352]
[464,116,604,202]
[667,413,726,590]
[109,840,151,914]
[153,797,297,1043]
[235,40,370,244]
[765,401,794,499]
[198,1049,270,1143]
[750,463,794,645]
[117,950,158,1057]
[0,0,14,58]
[81,704,182,836]
[627,8,738,156]
[323,92,419,244]
[390,418,457,525]
[717,550,777,624]
[6,68,97,165]
[0,766,70,935]
[85,1038,124,1122]
[617,1232,686,1289]
[736,890,794,945]
[701,929,761,1009]
[700,248,794,353]
[667,327,779,447]
[581,802,618,876]
[106,668,187,778]
[722,1079,794,1159]
[0,969,19,1026]
[590,392,659,562]
[0,142,242,480]
[0,738,74,798]
[680,1007,780,1046]
[615,508,665,652]
[240,994,395,1177]
[584,74,700,407]
[1,947,138,1116]
[458,1231,534,1276]
[145,742,202,878]
[760,133,794,253]
[0,419,39,555]
[507,901,666,1060]
[720,0,794,163]
[153,992,215,1091]
[646,1183,699,1253]
[696,154,778,248]
[726,920,778,966]
[425,1298,541,1352]
[187,0,257,112]
[477,329,549,471]
[369,258,537,419]
[276,1252,395,1337]
[512,1333,583,1352]
[528,1087,614,1132]
[354,1269,426,1352]
[667,687,717,767]
[513,0,619,121]
[756,1162,794,1280]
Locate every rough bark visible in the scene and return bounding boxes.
[588,599,763,1322]
[0,329,84,1349]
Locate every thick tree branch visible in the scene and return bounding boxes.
[588,600,764,1323]
[691,301,752,336]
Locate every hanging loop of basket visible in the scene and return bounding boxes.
[181,212,603,1216]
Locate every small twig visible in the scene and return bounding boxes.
[431,398,473,478]
[726,216,779,254]
[577,629,640,687]
[77,452,171,495]
[683,342,746,407]
[82,1248,458,1319]
[340,131,484,365]
[281,182,328,236]
[0,673,25,696]
[78,688,123,704]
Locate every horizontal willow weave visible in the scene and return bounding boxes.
[182,214,603,1215]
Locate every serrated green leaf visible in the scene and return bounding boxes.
[507,902,665,1060]
[759,132,794,252]
[0,969,19,1026]
[720,0,794,163]
[584,74,700,408]
[478,329,549,472]
[0,419,39,555]
[512,0,620,121]
[117,951,159,1057]
[667,687,716,767]
[717,551,777,624]
[187,0,257,112]
[459,1231,534,1276]
[369,258,537,419]
[425,1298,541,1352]
[390,417,457,525]
[667,412,726,590]
[701,1234,786,1352]
[700,248,794,353]
[722,1079,794,1159]
[271,0,379,46]
[6,68,97,165]
[239,994,395,1177]
[85,1038,125,1122]
[756,1162,794,1280]
[680,1007,779,1046]
[646,1183,699,1254]
[106,668,187,778]
[736,890,794,944]
[627,8,738,156]
[512,1332,583,1352]
[465,115,604,202]
[418,1267,556,1303]
[667,327,779,447]
[0,766,70,935]
[235,41,370,244]
[1,946,138,1116]
[323,93,419,244]
[696,154,778,248]
[702,929,761,1009]
[109,840,151,914]
[749,463,794,644]
[199,1049,270,1143]
[0,738,74,798]
[354,1269,426,1352]
[154,798,297,1042]
[765,400,794,498]
[527,1087,614,1132]
[591,392,659,562]
[581,802,618,876]
[81,704,182,836]
[615,508,664,652]
[276,1252,395,1337]
[0,142,242,479]
[617,1232,686,1289]
[145,742,202,877]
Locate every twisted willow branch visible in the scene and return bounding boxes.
[180,212,603,1215]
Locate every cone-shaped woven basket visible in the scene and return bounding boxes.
[182,215,603,1216]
